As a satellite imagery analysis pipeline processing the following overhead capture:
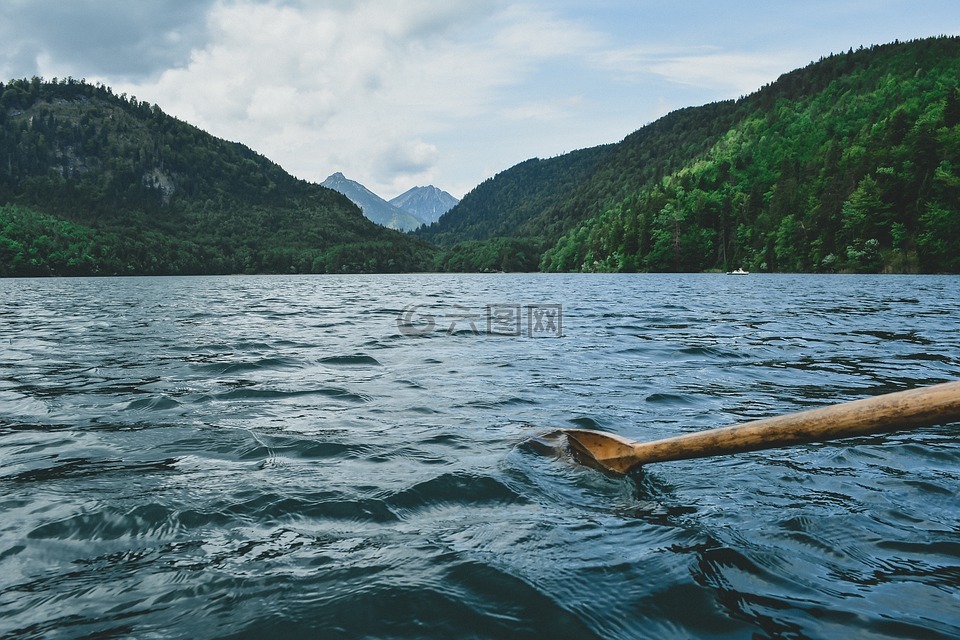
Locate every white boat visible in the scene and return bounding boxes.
[726,268,749,275]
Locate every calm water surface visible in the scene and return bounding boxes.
[1,274,958,639]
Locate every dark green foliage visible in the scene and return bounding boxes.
[415,147,614,247]
[420,100,745,253]
[426,37,960,274]
[7,38,959,276]
[434,237,546,272]
[543,37,960,273]
[0,76,436,276]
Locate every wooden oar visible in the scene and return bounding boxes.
[555,380,960,476]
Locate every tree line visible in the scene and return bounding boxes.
[3,38,959,276]
[542,37,960,273]
[427,37,960,274]
[0,77,436,275]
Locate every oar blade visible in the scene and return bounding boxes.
[563,429,642,476]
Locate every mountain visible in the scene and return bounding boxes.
[0,78,436,276]
[389,185,458,226]
[415,145,613,248]
[321,172,423,231]
[425,36,960,274]
[6,38,958,277]
[542,36,960,274]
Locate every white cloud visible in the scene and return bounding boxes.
[490,4,601,59]
[96,0,616,197]
[5,0,952,199]
[596,45,803,98]
[501,95,586,122]
[0,0,214,81]
[376,139,440,175]
[650,52,804,96]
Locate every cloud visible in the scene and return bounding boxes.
[0,0,804,198]
[97,0,603,197]
[501,95,586,123]
[490,4,602,59]
[376,140,441,175]
[0,0,215,81]
[4,0,941,200]
[596,45,802,98]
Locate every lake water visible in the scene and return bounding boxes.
[1,273,958,639]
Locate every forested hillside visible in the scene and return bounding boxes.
[389,185,458,226]
[320,172,423,231]
[3,37,958,276]
[430,37,960,273]
[0,78,434,276]
[543,37,960,273]
[416,145,614,247]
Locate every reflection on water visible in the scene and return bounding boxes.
[0,273,958,639]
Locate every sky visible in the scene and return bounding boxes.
[0,1,957,200]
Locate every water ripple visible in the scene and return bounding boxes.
[0,274,958,639]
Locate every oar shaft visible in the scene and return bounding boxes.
[627,380,960,466]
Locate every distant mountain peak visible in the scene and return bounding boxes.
[389,185,458,226]
[321,173,458,230]
[0,78,434,275]
[321,172,423,231]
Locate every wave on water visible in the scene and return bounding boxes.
[0,274,958,639]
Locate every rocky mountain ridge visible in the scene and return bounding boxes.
[389,185,458,226]
[321,173,457,231]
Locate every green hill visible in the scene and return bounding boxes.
[0,77,435,276]
[4,37,958,276]
[428,36,960,273]
[416,145,614,247]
